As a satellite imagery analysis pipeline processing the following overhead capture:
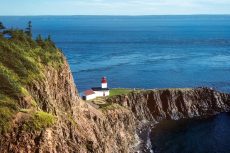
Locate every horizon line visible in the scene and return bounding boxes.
[1,14,230,17]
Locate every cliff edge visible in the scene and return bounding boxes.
[107,88,230,123]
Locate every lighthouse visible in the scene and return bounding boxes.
[81,76,110,100]
[101,77,108,88]
[91,77,110,97]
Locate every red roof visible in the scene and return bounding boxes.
[84,89,95,96]
[101,77,107,83]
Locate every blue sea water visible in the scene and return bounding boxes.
[0,16,230,153]
[151,113,230,153]
[1,16,230,93]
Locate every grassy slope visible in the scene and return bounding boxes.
[0,30,63,133]
[109,88,133,97]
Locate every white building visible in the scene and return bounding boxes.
[81,77,110,100]
[81,89,96,101]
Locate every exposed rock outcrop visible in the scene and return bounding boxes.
[107,88,230,123]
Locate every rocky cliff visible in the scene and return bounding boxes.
[107,88,230,123]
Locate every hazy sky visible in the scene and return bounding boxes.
[1,0,230,15]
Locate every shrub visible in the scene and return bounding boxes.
[99,103,123,111]
[23,111,56,131]
[0,90,18,134]
[0,107,15,134]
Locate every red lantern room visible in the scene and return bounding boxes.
[101,77,107,83]
[101,77,108,88]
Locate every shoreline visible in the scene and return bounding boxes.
[134,122,155,153]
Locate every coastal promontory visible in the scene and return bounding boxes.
[0,29,229,153]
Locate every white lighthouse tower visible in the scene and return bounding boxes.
[82,76,110,100]
[101,77,108,88]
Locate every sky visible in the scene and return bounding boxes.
[1,0,230,15]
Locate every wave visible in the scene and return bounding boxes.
[56,39,230,45]
[72,62,129,73]
[71,53,141,73]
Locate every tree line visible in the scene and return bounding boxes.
[0,21,54,47]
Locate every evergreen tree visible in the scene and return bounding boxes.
[0,22,5,30]
[25,21,32,37]
[36,34,43,46]
[47,35,51,41]
[45,35,55,48]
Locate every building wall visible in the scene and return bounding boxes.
[104,90,110,96]
[94,91,104,97]
[101,83,107,88]
[82,90,110,100]
[94,90,110,97]
[85,94,96,100]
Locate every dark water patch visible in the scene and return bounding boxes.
[150,113,230,153]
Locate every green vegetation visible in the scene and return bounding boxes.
[0,22,5,37]
[0,22,5,30]
[0,95,16,133]
[109,88,133,97]
[67,113,77,126]
[19,108,30,113]
[0,21,63,133]
[23,111,56,131]
[99,103,123,111]
[25,21,32,37]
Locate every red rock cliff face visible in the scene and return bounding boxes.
[0,58,136,153]
[107,88,230,123]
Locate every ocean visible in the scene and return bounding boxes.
[150,113,230,153]
[1,15,230,153]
